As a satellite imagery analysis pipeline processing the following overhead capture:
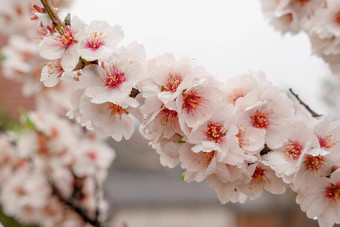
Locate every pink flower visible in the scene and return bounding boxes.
[80,20,124,61]
[39,16,85,72]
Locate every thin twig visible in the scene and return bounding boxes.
[289,88,322,118]
[51,180,101,227]
[40,0,65,34]
[129,87,140,98]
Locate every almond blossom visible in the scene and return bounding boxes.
[1,35,46,96]
[39,15,85,72]
[80,42,146,106]
[263,121,319,183]
[238,162,287,200]
[296,169,340,227]
[80,20,124,61]
[77,94,135,141]
[19,2,340,226]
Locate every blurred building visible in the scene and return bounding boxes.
[106,125,320,227]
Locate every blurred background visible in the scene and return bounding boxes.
[0,0,337,226]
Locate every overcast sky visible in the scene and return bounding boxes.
[69,0,331,114]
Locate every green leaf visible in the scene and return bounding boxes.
[64,13,71,26]
[24,114,37,131]
[181,171,186,181]
[178,139,186,144]
[0,55,5,61]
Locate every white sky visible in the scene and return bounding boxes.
[70,0,331,114]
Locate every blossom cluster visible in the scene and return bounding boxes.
[0,0,75,98]
[0,1,118,226]
[260,0,340,76]
[0,0,72,38]
[34,2,340,226]
[0,112,114,226]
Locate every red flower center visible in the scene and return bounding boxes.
[158,107,178,127]
[182,90,207,116]
[56,26,77,49]
[107,103,128,120]
[251,166,270,185]
[230,89,245,105]
[250,109,273,129]
[85,32,106,50]
[325,183,340,205]
[294,0,311,5]
[304,155,325,173]
[194,150,216,168]
[101,63,126,89]
[318,135,338,150]
[282,13,293,24]
[162,73,183,93]
[205,121,227,143]
[335,11,340,26]
[285,141,303,160]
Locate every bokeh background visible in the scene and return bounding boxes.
[0,0,337,226]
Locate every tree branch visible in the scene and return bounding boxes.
[50,177,102,227]
[40,0,65,34]
[289,88,322,118]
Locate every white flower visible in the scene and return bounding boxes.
[293,148,340,192]
[177,77,223,132]
[40,59,65,87]
[1,170,50,222]
[80,21,124,61]
[304,4,340,57]
[0,135,17,183]
[179,143,243,183]
[39,16,86,72]
[206,167,250,204]
[144,53,207,110]
[0,0,37,37]
[323,0,340,37]
[223,71,270,108]
[73,139,115,183]
[260,0,325,34]
[22,111,80,167]
[263,121,319,183]
[139,94,182,140]
[296,169,340,227]
[188,104,232,154]
[314,116,340,152]
[151,135,183,168]
[237,84,294,150]
[78,94,135,141]
[2,35,45,96]
[238,162,287,200]
[80,42,146,107]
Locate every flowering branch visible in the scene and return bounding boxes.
[51,177,101,227]
[40,0,65,34]
[289,88,322,118]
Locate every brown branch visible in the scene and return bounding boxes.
[260,144,271,156]
[289,88,322,118]
[40,0,65,34]
[129,87,140,98]
[50,177,102,227]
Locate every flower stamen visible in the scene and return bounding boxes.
[325,183,340,206]
[205,121,227,143]
[107,103,129,120]
[161,73,183,93]
[101,63,126,89]
[285,140,303,160]
[85,32,106,50]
